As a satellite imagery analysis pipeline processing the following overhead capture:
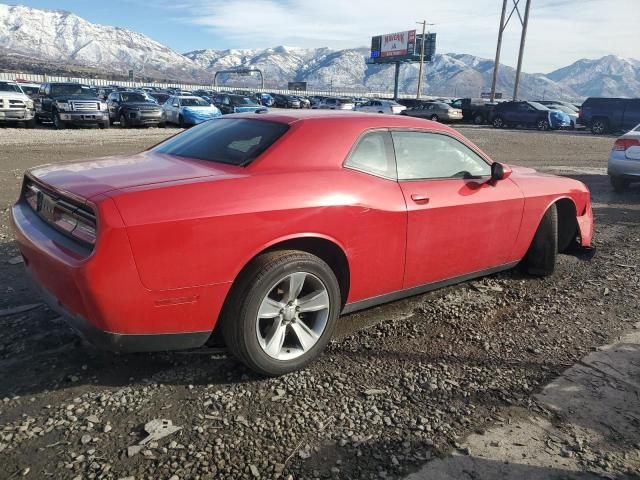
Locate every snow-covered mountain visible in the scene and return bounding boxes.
[1,3,638,99]
[0,4,205,81]
[547,55,640,98]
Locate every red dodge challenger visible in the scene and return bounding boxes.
[11,112,593,375]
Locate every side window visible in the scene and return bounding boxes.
[451,100,462,109]
[392,131,491,181]
[345,131,396,180]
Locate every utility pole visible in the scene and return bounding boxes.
[513,0,531,100]
[416,20,427,99]
[490,0,508,102]
[490,0,532,102]
[393,62,401,100]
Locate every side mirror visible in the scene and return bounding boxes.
[491,162,512,181]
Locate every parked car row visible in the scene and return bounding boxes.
[5,78,639,135]
[2,81,275,129]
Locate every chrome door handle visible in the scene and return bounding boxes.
[411,194,430,204]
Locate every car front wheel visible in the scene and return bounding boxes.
[522,203,557,276]
[221,250,341,376]
[537,119,550,131]
[493,116,504,128]
[52,111,66,130]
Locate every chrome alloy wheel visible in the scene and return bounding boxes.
[256,272,330,361]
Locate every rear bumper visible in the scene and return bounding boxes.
[608,152,640,178]
[26,267,210,352]
[10,198,227,352]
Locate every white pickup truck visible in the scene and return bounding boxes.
[0,81,35,128]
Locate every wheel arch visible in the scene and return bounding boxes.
[532,196,579,253]
[232,234,351,309]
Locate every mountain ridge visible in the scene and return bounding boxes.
[1,3,638,99]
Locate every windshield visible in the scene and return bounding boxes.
[120,92,151,103]
[232,97,255,106]
[180,97,209,107]
[528,101,549,111]
[0,83,23,93]
[152,118,289,166]
[51,84,93,97]
[21,85,40,95]
[150,93,169,104]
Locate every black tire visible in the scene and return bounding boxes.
[99,120,110,129]
[493,116,504,129]
[119,113,128,128]
[591,118,608,135]
[610,175,629,193]
[537,119,550,131]
[220,250,341,376]
[52,111,66,130]
[23,118,36,129]
[157,122,166,128]
[522,204,558,276]
[473,114,484,125]
[430,114,439,122]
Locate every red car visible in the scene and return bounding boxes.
[11,112,593,375]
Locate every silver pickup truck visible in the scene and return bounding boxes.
[0,81,35,128]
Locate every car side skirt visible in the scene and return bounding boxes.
[341,261,519,315]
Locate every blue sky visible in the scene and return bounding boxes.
[15,0,639,72]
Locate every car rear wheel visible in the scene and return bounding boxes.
[430,114,439,122]
[610,175,630,193]
[473,114,484,125]
[522,204,557,276]
[591,119,608,135]
[537,119,550,131]
[493,116,504,129]
[221,250,341,376]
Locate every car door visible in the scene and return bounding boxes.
[392,130,524,288]
[165,96,177,122]
[39,84,53,119]
[623,99,640,131]
[107,92,119,121]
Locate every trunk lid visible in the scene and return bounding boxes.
[28,151,243,199]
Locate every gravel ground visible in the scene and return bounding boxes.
[0,124,639,480]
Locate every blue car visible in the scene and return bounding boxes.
[255,93,275,107]
[162,95,222,127]
[548,109,572,130]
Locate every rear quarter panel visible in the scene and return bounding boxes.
[110,169,408,304]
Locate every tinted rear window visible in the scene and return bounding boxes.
[151,118,289,166]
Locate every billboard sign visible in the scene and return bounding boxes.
[288,81,307,91]
[380,30,416,58]
[415,33,437,61]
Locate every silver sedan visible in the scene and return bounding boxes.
[608,124,640,192]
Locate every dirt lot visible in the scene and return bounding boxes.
[0,125,639,480]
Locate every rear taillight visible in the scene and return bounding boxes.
[23,180,97,246]
[52,202,97,245]
[613,138,640,151]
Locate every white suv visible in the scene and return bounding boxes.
[0,81,35,128]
